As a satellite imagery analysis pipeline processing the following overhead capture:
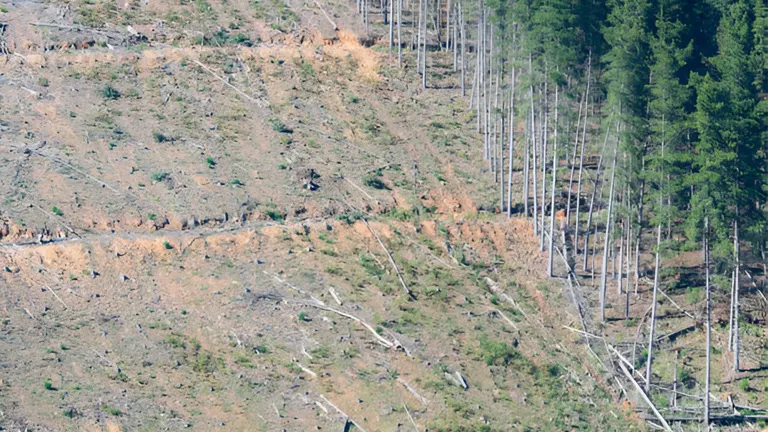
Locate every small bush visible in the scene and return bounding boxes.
[38,77,49,87]
[739,378,751,392]
[163,241,173,250]
[230,178,243,186]
[101,404,123,416]
[147,213,156,221]
[51,206,64,217]
[269,118,292,133]
[363,175,389,190]
[265,209,284,222]
[151,172,169,182]
[479,335,519,366]
[165,334,186,348]
[102,85,120,100]
[152,131,171,142]
[278,163,288,170]
[44,379,56,391]
[206,156,216,168]
[298,312,308,321]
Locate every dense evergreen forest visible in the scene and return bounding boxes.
[363,0,767,427]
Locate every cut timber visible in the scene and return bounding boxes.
[397,378,428,405]
[492,308,518,330]
[363,219,414,299]
[484,277,529,322]
[193,60,267,107]
[297,362,317,378]
[403,403,419,431]
[283,298,394,348]
[454,371,468,390]
[616,360,672,431]
[344,177,376,201]
[43,284,67,309]
[265,271,325,306]
[328,287,343,305]
[312,0,338,30]
[319,394,367,432]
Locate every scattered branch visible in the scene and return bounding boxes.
[363,219,414,299]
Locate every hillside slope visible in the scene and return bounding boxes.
[0,0,645,431]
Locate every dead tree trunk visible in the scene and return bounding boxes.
[540,77,549,252]
[599,138,619,322]
[645,223,662,391]
[733,218,740,372]
[704,215,711,426]
[573,53,591,257]
[506,27,516,217]
[421,0,427,89]
[566,93,584,227]
[459,2,465,95]
[388,0,393,50]
[530,55,538,233]
[547,85,558,277]
[397,0,402,68]
[523,111,530,217]
[582,126,611,271]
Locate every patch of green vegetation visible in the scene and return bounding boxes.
[102,85,120,100]
[230,178,244,186]
[325,266,343,275]
[264,209,284,222]
[147,213,156,221]
[151,172,169,183]
[206,156,216,168]
[235,354,254,368]
[163,241,173,250]
[320,249,338,257]
[44,379,56,391]
[298,312,308,321]
[363,175,389,190]
[269,118,292,133]
[152,131,172,142]
[38,77,49,87]
[51,206,64,217]
[336,211,364,224]
[165,334,186,348]
[478,335,520,366]
[360,254,384,277]
[101,404,123,416]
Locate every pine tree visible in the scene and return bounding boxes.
[688,0,765,373]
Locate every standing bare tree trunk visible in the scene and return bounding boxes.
[523,112,530,217]
[421,0,427,89]
[645,223,662,391]
[729,268,736,351]
[540,77,549,251]
[573,53,591,257]
[388,0,394,51]
[599,138,619,322]
[417,0,423,71]
[625,218,631,318]
[733,218,740,372]
[452,0,457,72]
[530,55,538,233]
[704,215,711,426]
[506,29,516,217]
[475,2,481,133]
[634,155,646,294]
[566,94,584,227]
[459,3,465,95]
[547,86,559,277]
[582,126,611,271]
[617,217,624,296]
[397,0,402,68]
